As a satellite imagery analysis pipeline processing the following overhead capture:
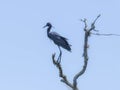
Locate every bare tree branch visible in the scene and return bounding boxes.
[73,15,101,89]
[92,14,101,25]
[89,14,101,32]
[91,33,120,36]
[73,31,89,90]
[81,19,87,31]
[51,15,101,90]
[52,54,74,89]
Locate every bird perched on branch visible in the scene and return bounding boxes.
[43,22,71,63]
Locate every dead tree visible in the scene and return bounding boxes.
[52,15,101,90]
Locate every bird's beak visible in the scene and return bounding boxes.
[43,25,47,28]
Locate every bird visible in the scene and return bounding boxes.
[43,22,71,63]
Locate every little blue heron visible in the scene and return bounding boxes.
[43,22,71,63]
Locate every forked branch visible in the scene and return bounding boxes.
[52,54,73,89]
[51,15,101,90]
[73,14,101,90]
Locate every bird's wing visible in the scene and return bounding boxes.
[50,32,68,40]
[49,32,71,46]
[48,32,71,51]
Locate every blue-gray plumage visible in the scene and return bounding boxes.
[43,22,71,63]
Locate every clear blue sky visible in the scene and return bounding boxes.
[0,0,120,90]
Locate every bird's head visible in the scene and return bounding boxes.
[43,22,52,28]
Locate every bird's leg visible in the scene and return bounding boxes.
[57,46,62,63]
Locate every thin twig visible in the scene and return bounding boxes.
[90,14,101,31]
[92,14,101,25]
[91,33,120,36]
[81,19,87,31]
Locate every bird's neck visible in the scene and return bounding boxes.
[47,26,52,35]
